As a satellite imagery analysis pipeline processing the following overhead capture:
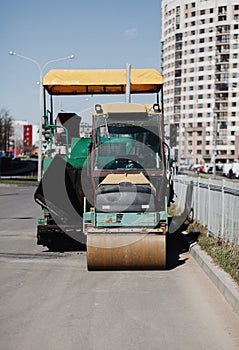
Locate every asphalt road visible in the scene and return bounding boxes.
[0,185,239,350]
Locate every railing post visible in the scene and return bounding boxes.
[221,179,225,239]
[207,178,211,237]
[197,177,200,221]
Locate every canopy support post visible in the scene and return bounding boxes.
[125,63,131,103]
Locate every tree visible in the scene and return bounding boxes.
[0,108,14,152]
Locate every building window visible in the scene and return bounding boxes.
[218,15,227,21]
[199,47,204,52]
[218,6,227,15]
[200,38,205,43]
[200,10,205,15]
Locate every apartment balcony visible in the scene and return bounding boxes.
[215,83,228,91]
[216,44,230,53]
[174,115,181,123]
[215,103,228,111]
[216,36,230,43]
[185,126,204,133]
[215,93,228,101]
[216,54,229,62]
[216,25,230,34]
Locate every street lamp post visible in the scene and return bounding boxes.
[8,51,75,181]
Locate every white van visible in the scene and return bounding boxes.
[223,162,239,178]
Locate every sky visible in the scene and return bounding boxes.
[0,0,162,125]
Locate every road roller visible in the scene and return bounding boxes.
[34,67,173,269]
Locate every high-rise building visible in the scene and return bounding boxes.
[161,0,239,165]
[12,120,39,155]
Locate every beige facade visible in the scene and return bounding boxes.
[161,0,239,164]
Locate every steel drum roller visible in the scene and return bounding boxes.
[87,234,166,270]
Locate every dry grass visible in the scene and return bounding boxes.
[168,204,239,285]
[198,232,239,285]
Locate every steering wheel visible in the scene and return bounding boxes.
[103,157,144,170]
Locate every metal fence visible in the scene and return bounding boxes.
[173,175,239,245]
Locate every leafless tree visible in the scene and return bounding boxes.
[0,108,14,152]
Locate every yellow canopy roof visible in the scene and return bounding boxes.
[42,68,163,95]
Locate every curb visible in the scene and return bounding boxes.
[190,244,239,316]
[0,183,37,187]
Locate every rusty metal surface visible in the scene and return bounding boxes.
[87,234,166,270]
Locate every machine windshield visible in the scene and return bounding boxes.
[94,114,162,171]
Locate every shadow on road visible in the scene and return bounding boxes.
[166,220,200,270]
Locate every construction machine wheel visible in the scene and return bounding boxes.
[87,233,166,270]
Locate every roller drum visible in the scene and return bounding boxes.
[87,233,166,270]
